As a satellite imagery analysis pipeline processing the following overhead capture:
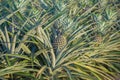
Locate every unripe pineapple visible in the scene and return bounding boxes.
[94,34,103,47]
[52,30,67,52]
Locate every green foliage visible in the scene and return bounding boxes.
[0,0,120,80]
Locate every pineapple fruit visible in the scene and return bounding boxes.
[52,30,67,53]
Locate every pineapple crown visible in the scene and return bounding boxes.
[56,29,63,36]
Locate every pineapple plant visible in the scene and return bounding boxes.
[0,0,120,80]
